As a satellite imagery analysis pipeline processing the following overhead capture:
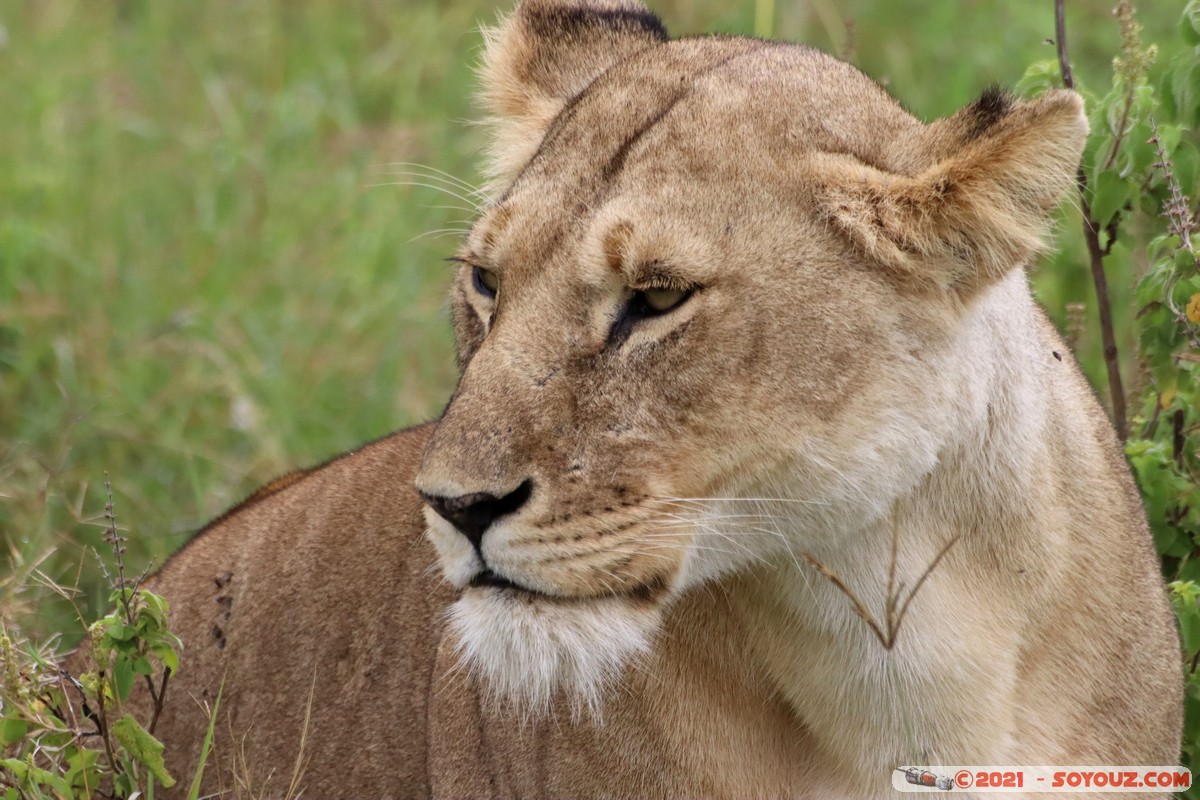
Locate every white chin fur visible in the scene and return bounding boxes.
[448,588,662,718]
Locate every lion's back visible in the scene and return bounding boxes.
[147,423,452,797]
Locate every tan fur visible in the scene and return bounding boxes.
[110,2,1182,797]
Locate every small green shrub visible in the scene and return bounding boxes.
[0,480,205,800]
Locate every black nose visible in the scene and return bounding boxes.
[420,480,533,554]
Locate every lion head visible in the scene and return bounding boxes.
[413,0,1086,714]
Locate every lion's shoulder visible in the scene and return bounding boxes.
[155,422,436,580]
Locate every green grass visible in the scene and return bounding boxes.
[0,0,1185,639]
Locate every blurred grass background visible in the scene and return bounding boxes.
[0,0,1183,641]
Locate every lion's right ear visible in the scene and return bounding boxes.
[810,89,1087,298]
[479,0,668,189]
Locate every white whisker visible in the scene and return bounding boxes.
[408,228,472,244]
[381,161,486,197]
[366,179,483,210]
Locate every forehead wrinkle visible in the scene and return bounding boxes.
[508,39,768,214]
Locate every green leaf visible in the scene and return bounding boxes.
[1090,171,1134,232]
[1182,613,1200,657]
[4,758,71,797]
[1173,582,1200,655]
[1172,143,1200,206]
[1181,1,1200,47]
[1156,123,1184,160]
[1179,248,1199,272]
[1179,559,1200,585]
[1085,130,1115,186]
[1117,113,1158,177]
[64,748,101,795]
[113,655,135,703]
[1171,59,1200,129]
[114,771,136,799]
[1015,60,1061,99]
[1136,265,1169,309]
[112,714,176,789]
[0,717,28,746]
[150,643,179,675]
[105,622,136,643]
[141,591,169,618]
[108,587,135,609]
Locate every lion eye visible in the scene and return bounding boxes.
[636,287,689,314]
[472,266,499,298]
[607,284,697,347]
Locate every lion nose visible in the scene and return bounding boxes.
[419,480,533,554]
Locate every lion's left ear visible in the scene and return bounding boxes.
[812,89,1088,297]
[479,0,668,188]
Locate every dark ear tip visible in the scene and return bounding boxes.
[520,0,668,42]
[963,85,1015,139]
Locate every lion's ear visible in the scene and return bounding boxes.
[479,0,668,188]
[814,89,1087,296]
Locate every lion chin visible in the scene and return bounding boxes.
[447,586,664,718]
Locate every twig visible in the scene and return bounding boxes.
[1081,197,1128,439]
[102,474,136,628]
[1053,1,1073,88]
[885,515,899,636]
[147,670,170,735]
[1148,117,1200,350]
[889,533,963,644]
[1055,0,1129,440]
[94,679,123,783]
[1149,119,1197,257]
[99,476,174,741]
[798,550,887,645]
[799,525,962,651]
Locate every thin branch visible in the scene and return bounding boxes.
[1149,117,1200,350]
[1053,0,1074,88]
[94,680,123,784]
[885,515,900,636]
[889,533,963,644]
[1055,0,1129,440]
[1103,92,1135,172]
[147,670,170,735]
[1080,195,1129,439]
[102,474,136,628]
[798,550,888,646]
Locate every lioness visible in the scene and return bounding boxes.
[130,0,1182,797]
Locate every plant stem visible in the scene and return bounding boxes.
[1055,0,1129,440]
[1081,195,1129,440]
[1053,0,1074,88]
[148,670,170,735]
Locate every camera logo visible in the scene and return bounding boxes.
[896,767,954,791]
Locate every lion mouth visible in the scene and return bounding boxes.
[467,567,667,607]
[469,568,541,594]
